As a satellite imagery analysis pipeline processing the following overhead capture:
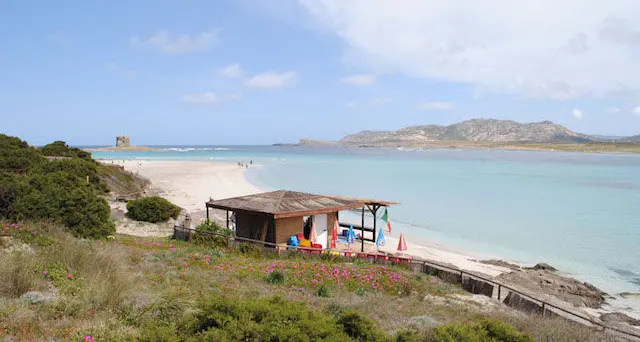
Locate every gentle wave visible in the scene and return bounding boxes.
[161,147,232,152]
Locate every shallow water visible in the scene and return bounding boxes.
[93,145,640,313]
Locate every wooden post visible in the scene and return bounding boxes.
[226,211,229,228]
[206,206,210,221]
[498,285,501,301]
[541,302,546,317]
[361,207,365,252]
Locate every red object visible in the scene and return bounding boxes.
[311,243,322,249]
[296,233,304,241]
[331,219,338,249]
[397,233,408,251]
[387,221,392,233]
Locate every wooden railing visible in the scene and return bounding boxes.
[173,225,640,341]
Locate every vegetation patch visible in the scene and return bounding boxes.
[126,196,181,223]
[0,134,114,238]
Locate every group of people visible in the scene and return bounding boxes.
[237,160,253,169]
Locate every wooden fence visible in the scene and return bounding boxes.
[173,224,640,341]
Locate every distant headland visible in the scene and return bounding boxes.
[84,136,158,152]
[280,119,640,154]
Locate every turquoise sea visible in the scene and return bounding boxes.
[93,146,640,313]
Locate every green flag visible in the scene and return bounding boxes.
[381,207,388,222]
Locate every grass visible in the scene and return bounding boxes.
[0,220,622,341]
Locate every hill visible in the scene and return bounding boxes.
[620,134,640,143]
[340,119,594,146]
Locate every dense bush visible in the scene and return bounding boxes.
[428,319,534,342]
[0,135,45,170]
[175,295,387,341]
[41,140,92,160]
[193,219,233,246]
[0,134,115,238]
[126,196,181,223]
[12,172,114,238]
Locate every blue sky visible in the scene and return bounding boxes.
[1,0,639,146]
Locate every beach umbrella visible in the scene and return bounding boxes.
[309,221,318,244]
[376,228,386,251]
[397,233,407,252]
[331,218,338,249]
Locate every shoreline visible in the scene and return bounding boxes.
[107,159,514,277]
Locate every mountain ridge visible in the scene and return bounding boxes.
[339,119,595,145]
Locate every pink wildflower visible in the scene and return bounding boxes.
[84,336,96,342]
[67,274,73,280]
[183,263,188,267]
[43,270,49,276]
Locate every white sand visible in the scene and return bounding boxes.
[111,160,508,276]
[110,160,261,214]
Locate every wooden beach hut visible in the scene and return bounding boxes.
[205,190,396,251]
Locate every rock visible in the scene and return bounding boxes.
[408,315,439,329]
[479,259,521,270]
[527,263,557,272]
[600,312,640,326]
[20,291,55,305]
[496,268,607,309]
[619,292,640,300]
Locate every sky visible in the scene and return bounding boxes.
[1,0,640,146]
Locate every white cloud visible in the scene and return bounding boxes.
[219,63,243,78]
[572,108,584,120]
[300,0,640,99]
[46,31,71,45]
[225,93,242,101]
[371,97,391,105]
[246,71,297,88]
[107,63,136,77]
[633,106,640,116]
[607,106,621,113]
[181,92,219,104]
[419,102,454,110]
[130,30,219,54]
[340,74,376,86]
[345,101,357,108]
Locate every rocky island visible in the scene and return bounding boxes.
[287,119,640,154]
[84,136,158,152]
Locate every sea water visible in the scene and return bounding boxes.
[92,146,640,313]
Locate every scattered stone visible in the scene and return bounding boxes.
[600,312,640,327]
[526,263,557,272]
[20,291,55,305]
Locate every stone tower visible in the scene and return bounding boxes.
[115,136,131,148]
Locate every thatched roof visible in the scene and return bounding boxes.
[206,190,396,219]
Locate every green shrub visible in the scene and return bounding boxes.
[0,135,115,239]
[126,196,181,223]
[12,172,114,238]
[317,283,331,298]
[266,270,285,284]
[429,319,534,342]
[395,329,420,342]
[337,310,388,341]
[179,296,363,341]
[41,140,92,160]
[193,220,232,247]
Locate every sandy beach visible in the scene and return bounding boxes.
[110,160,509,276]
